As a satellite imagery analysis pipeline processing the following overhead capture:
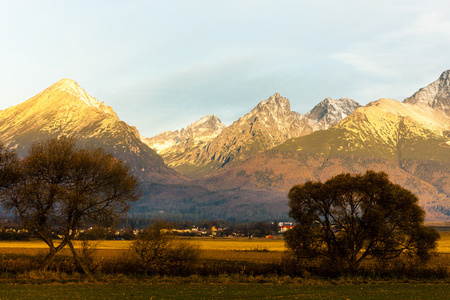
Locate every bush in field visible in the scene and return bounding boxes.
[77,237,100,273]
[285,171,440,274]
[131,222,200,275]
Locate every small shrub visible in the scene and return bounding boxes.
[131,222,201,275]
[69,238,101,273]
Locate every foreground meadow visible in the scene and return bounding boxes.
[1,281,450,299]
[0,232,449,299]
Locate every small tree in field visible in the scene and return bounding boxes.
[285,171,439,273]
[131,221,200,275]
[0,137,141,273]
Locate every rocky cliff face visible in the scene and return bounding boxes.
[0,79,180,182]
[404,70,450,115]
[142,114,226,154]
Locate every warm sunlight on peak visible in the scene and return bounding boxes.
[52,78,82,92]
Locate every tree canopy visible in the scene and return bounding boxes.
[285,170,439,273]
[0,137,141,273]
[0,143,19,190]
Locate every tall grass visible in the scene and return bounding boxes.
[1,249,448,281]
[0,237,449,281]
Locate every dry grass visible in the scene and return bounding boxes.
[436,231,450,253]
[195,237,285,251]
[0,233,449,256]
[0,233,449,270]
[0,240,132,250]
[0,237,284,255]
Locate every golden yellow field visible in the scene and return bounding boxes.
[437,232,450,253]
[0,237,285,262]
[194,237,285,251]
[0,232,449,264]
[0,233,449,252]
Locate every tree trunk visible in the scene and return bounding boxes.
[348,254,360,274]
[35,232,60,271]
[67,240,90,274]
[40,248,58,271]
[36,234,68,271]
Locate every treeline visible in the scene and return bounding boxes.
[0,227,32,240]
[126,219,280,236]
[0,219,282,241]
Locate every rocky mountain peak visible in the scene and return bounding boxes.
[250,93,292,123]
[303,97,361,130]
[0,79,179,183]
[404,70,450,114]
[181,114,226,140]
[187,114,226,132]
[256,93,289,110]
[143,114,226,154]
[438,69,450,82]
[42,79,117,116]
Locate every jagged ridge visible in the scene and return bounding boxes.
[404,70,450,115]
[145,93,361,177]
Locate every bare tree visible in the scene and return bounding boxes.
[0,137,141,273]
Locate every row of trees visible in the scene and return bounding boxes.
[0,137,140,273]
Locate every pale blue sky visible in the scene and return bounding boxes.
[1,0,450,136]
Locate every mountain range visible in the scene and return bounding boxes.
[143,94,361,178]
[1,71,450,221]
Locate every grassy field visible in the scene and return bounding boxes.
[0,237,287,266]
[1,282,450,299]
[1,234,449,274]
[1,233,450,299]
[436,231,450,253]
[0,236,285,250]
[0,231,449,254]
[2,230,449,250]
